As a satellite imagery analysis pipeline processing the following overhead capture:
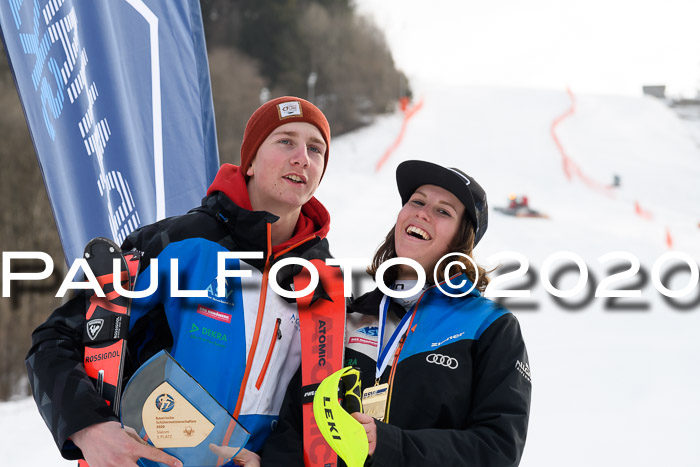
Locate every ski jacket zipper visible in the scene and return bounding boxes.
[251,235,316,391]
[219,223,273,464]
[255,317,282,390]
[232,223,273,418]
[219,226,317,462]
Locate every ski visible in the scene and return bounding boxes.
[295,260,347,467]
[81,237,141,416]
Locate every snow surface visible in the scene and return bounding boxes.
[3,83,700,466]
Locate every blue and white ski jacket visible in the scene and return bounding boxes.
[26,165,335,459]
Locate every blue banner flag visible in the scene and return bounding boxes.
[0,0,220,264]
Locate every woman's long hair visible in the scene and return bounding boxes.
[366,215,490,293]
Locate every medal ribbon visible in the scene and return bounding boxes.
[375,295,413,380]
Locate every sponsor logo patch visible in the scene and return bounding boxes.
[189,322,228,348]
[112,316,123,339]
[197,305,232,324]
[87,318,104,341]
[317,320,327,367]
[431,331,465,348]
[515,359,532,382]
[426,353,459,369]
[348,336,378,347]
[206,277,236,306]
[357,326,379,337]
[289,313,300,331]
[84,350,120,363]
[277,101,302,119]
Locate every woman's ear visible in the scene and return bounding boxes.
[246,161,255,177]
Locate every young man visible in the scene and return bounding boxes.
[26,97,336,467]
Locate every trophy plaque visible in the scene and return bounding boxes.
[121,350,249,466]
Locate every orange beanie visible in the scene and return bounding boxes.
[240,96,331,179]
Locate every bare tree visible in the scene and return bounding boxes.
[209,47,267,165]
[0,49,63,399]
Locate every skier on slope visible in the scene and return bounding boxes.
[26,97,339,467]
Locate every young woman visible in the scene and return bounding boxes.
[263,160,531,467]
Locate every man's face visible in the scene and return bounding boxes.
[246,122,326,214]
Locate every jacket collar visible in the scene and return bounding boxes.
[206,163,331,255]
[350,273,481,316]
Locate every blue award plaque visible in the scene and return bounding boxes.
[121,350,250,466]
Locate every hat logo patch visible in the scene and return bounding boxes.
[277,101,303,119]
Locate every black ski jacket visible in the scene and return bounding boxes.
[262,277,531,466]
[25,165,334,460]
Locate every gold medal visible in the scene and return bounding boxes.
[362,383,389,421]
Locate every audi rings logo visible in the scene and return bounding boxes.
[426,353,459,369]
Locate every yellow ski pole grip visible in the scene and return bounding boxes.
[312,366,369,467]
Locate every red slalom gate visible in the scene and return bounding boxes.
[375,98,424,172]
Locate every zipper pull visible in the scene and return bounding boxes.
[276,318,282,340]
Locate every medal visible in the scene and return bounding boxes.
[362,382,389,421]
[363,294,417,422]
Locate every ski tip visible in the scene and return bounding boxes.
[83,237,122,259]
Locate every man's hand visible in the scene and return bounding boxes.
[351,412,377,456]
[209,444,261,467]
[71,421,182,467]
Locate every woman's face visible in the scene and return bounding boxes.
[394,184,465,280]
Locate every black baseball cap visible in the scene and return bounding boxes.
[396,160,488,246]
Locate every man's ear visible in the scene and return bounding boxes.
[246,162,255,177]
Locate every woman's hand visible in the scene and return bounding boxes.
[351,412,377,456]
[71,421,182,467]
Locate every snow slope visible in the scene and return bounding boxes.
[3,83,700,466]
